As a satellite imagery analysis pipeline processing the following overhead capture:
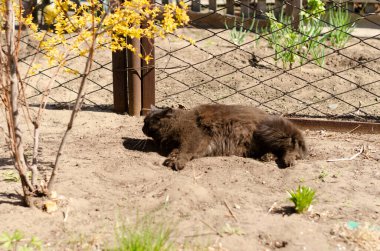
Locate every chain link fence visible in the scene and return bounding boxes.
[18,0,380,121]
[154,0,380,121]
[18,26,113,110]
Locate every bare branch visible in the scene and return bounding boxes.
[48,31,98,191]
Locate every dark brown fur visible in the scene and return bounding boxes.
[142,104,307,170]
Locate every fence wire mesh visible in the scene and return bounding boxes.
[154,0,380,121]
[18,0,380,121]
[18,23,113,110]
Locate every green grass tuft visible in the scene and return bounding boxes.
[287,186,316,213]
[110,216,174,251]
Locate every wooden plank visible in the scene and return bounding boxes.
[112,49,128,113]
[288,118,380,134]
[188,10,269,29]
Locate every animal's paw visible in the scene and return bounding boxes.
[163,158,185,171]
[276,156,296,168]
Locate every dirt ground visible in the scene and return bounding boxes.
[1,110,380,250]
[1,25,380,250]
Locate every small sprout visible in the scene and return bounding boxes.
[2,170,20,182]
[0,230,42,251]
[328,4,356,48]
[287,186,316,213]
[223,223,245,236]
[318,169,329,182]
[225,14,255,46]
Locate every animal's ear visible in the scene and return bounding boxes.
[150,104,161,112]
[163,107,174,117]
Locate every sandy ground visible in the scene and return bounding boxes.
[1,21,380,250]
[1,110,380,250]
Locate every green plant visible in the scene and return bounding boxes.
[2,170,20,182]
[223,223,245,236]
[317,169,329,181]
[287,186,316,213]
[298,18,327,66]
[0,230,42,251]
[310,41,326,67]
[225,14,255,46]
[301,0,325,21]
[265,0,329,68]
[2,171,32,182]
[110,216,174,251]
[266,11,295,67]
[327,4,356,48]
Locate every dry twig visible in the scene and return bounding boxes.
[200,219,224,237]
[223,200,238,222]
[327,145,364,162]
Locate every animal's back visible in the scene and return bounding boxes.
[194,104,268,156]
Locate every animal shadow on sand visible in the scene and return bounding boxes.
[0,157,13,168]
[122,137,170,157]
[0,192,26,206]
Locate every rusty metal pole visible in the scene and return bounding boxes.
[127,37,142,116]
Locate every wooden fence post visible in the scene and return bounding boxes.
[112,49,128,113]
[209,0,217,12]
[284,0,302,29]
[192,0,201,12]
[141,37,155,116]
[112,0,156,116]
[241,0,252,17]
[256,0,267,18]
[274,0,283,19]
[127,37,142,116]
[226,0,234,15]
[292,0,302,29]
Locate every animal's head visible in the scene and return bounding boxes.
[285,125,307,162]
[142,105,174,141]
[254,116,307,168]
[275,119,307,168]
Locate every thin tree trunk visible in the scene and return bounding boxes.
[5,0,34,204]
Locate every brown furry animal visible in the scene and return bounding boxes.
[142,104,307,170]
